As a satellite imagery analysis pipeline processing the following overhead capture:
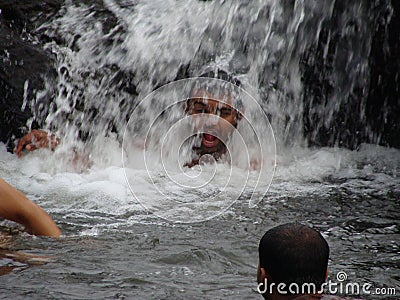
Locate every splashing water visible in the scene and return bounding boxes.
[1,0,399,299]
[32,0,379,150]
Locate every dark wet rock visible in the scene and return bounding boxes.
[301,0,400,149]
[366,0,400,149]
[0,0,62,151]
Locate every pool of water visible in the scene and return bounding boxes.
[1,143,398,299]
[1,0,399,298]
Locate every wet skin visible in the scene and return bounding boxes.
[185,89,242,162]
[13,129,60,158]
[13,90,243,169]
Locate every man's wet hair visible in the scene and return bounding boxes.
[197,68,242,87]
[259,223,329,290]
[188,68,243,111]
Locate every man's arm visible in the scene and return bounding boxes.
[0,179,61,238]
[14,129,60,158]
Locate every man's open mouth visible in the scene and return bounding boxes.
[201,133,220,148]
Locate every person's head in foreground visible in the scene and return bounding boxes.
[257,223,329,300]
[185,69,243,160]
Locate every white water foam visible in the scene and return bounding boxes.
[2,140,398,233]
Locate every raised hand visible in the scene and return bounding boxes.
[14,129,60,158]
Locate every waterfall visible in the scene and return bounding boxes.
[22,0,398,153]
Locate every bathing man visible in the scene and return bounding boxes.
[183,69,244,167]
[257,223,330,300]
[0,178,61,238]
[14,69,247,169]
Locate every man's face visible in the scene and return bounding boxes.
[186,89,241,154]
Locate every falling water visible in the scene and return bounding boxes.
[29,0,382,151]
[1,1,399,299]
